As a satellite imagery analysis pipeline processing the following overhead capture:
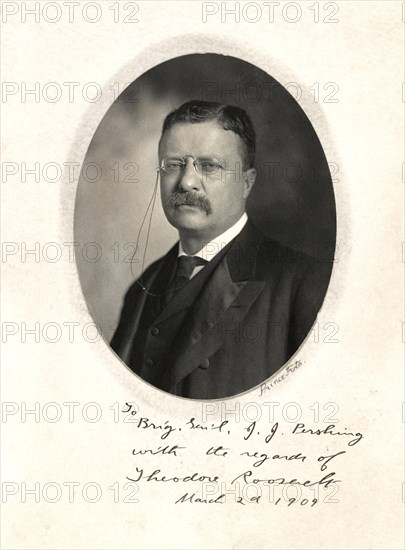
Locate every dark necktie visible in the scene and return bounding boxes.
[165,255,207,304]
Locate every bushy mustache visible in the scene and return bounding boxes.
[168,191,212,215]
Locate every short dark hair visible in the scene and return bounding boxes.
[161,100,256,169]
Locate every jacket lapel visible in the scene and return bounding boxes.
[154,240,233,325]
[159,222,266,391]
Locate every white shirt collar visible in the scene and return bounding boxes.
[178,212,248,262]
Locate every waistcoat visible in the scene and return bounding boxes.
[128,242,232,387]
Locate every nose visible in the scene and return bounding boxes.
[178,158,202,192]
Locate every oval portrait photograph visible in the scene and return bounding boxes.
[74,52,336,400]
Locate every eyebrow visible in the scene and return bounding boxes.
[197,156,226,163]
[164,154,227,163]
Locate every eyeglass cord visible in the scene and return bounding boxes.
[130,170,162,297]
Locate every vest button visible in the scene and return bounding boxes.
[145,358,154,368]
[199,358,210,369]
[150,327,159,336]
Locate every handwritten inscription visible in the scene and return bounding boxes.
[121,402,363,505]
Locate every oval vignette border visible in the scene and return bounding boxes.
[61,33,348,409]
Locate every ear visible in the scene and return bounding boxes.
[243,168,256,198]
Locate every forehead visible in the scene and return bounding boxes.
[159,120,243,158]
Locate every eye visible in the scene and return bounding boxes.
[164,159,184,172]
[200,161,222,174]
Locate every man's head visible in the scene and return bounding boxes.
[158,100,257,246]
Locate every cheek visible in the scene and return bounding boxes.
[215,185,241,206]
[160,186,171,210]
[160,180,173,198]
[163,174,181,189]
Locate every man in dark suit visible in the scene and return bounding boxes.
[111,100,331,399]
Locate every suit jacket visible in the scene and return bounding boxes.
[111,221,332,399]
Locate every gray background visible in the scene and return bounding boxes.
[74,53,336,341]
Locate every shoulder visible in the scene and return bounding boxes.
[258,238,318,271]
[252,227,333,289]
[243,216,318,275]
